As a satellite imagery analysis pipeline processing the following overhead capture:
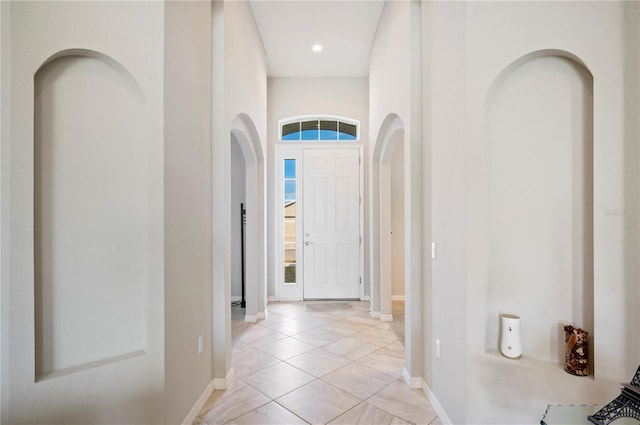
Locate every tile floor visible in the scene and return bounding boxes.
[196,301,440,425]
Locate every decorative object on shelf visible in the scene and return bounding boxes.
[564,325,588,376]
[588,364,640,425]
[500,314,522,359]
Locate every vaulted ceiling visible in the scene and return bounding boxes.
[249,1,385,78]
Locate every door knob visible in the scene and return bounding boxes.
[305,241,314,246]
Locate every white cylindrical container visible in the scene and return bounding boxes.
[500,314,522,359]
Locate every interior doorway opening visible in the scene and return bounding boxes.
[230,136,247,309]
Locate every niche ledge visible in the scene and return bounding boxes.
[35,350,146,383]
[483,349,594,381]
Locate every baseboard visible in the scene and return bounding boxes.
[213,367,234,390]
[267,296,275,302]
[380,313,393,322]
[244,315,257,323]
[402,367,422,389]
[422,379,452,425]
[231,296,241,302]
[369,310,380,318]
[181,379,215,425]
[256,311,265,320]
[362,295,370,301]
[391,295,405,301]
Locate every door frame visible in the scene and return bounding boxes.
[274,144,364,301]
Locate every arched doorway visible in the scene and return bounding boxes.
[230,114,266,322]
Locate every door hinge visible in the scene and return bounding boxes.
[359,235,362,244]
[359,156,361,164]
[359,196,362,204]
[360,277,362,284]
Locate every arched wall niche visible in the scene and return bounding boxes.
[36,49,146,103]
[484,50,594,368]
[34,50,149,379]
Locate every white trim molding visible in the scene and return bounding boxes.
[181,380,215,425]
[369,310,380,318]
[380,313,393,322]
[244,315,257,323]
[256,311,265,320]
[402,367,422,389]
[213,368,234,390]
[422,379,452,425]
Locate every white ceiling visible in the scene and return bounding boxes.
[249,0,385,78]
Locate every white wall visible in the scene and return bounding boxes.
[267,77,369,299]
[4,2,165,423]
[0,3,8,422]
[423,1,640,423]
[164,1,213,423]
[369,0,424,383]
[390,136,404,298]
[212,0,267,382]
[231,136,247,299]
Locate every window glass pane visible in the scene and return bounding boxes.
[284,159,296,284]
[284,180,296,202]
[282,132,301,141]
[282,122,300,138]
[301,129,319,140]
[319,120,338,131]
[338,122,357,139]
[338,132,357,141]
[301,120,318,131]
[284,159,296,179]
[319,129,339,140]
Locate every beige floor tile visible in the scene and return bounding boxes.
[259,337,315,360]
[357,348,405,378]
[285,348,351,377]
[232,348,281,378]
[236,326,288,347]
[367,380,437,425]
[256,312,294,326]
[199,380,270,425]
[352,327,398,347]
[344,315,384,327]
[374,322,392,330]
[385,341,404,351]
[428,417,443,425]
[267,303,305,318]
[242,362,315,399]
[231,340,254,356]
[329,402,407,425]
[226,402,308,425]
[263,319,324,337]
[321,363,396,400]
[292,328,346,347]
[323,321,370,336]
[324,336,380,360]
[276,380,360,425]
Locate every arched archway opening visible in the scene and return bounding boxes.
[371,113,421,385]
[230,114,266,323]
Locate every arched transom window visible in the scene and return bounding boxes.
[279,116,359,141]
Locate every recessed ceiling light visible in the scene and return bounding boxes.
[312,44,323,53]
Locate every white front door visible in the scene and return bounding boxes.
[303,148,360,299]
